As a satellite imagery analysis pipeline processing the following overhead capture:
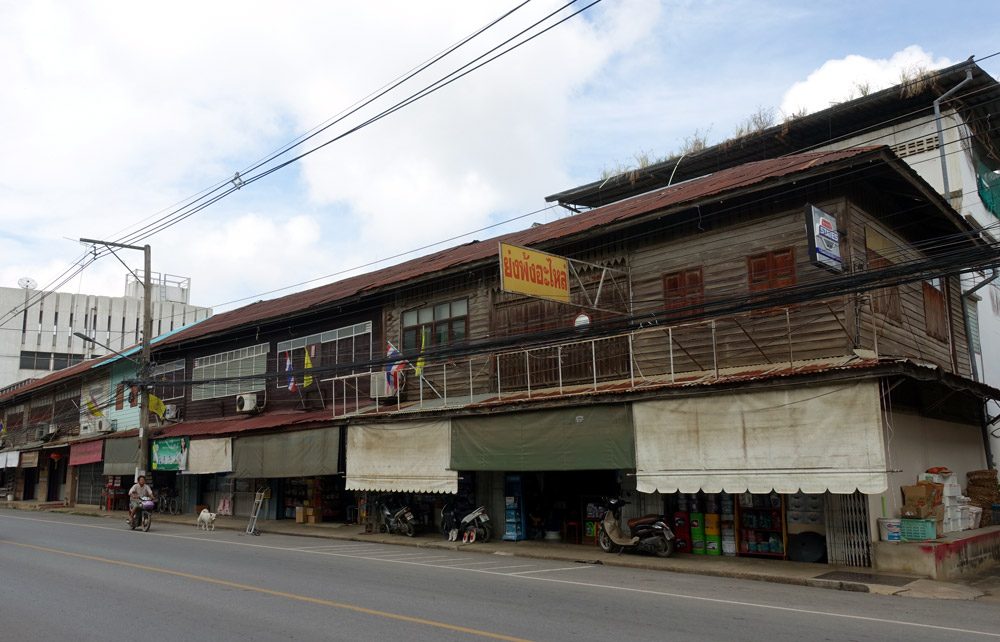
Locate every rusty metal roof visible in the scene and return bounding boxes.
[156,409,333,439]
[157,147,886,348]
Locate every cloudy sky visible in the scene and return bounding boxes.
[1,0,998,322]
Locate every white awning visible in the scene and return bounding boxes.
[633,381,887,494]
[1,451,19,468]
[185,438,233,475]
[346,420,457,494]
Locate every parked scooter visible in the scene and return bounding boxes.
[379,502,417,537]
[127,496,155,532]
[597,497,674,557]
[441,503,493,543]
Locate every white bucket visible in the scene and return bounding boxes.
[878,517,901,542]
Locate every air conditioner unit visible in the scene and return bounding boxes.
[48,423,57,434]
[163,404,180,420]
[370,372,395,399]
[236,394,258,413]
[34,426,46,440]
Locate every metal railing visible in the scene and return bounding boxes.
[324,300,857,418]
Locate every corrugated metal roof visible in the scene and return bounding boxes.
[158,147,884,348]
[156,409,333,439]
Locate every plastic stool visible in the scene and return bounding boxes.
[563,520,581,544]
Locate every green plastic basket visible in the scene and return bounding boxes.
[900,518,937,541]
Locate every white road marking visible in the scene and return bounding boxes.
[2,512,997,639]
[506,566,594,575]
[470,564,538,571]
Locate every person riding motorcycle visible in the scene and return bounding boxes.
[127,475,154,525]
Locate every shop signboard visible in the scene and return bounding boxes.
[151,437,189,471]
[19,451,39,468]
[499,242,571,304]
[805,204,843,273]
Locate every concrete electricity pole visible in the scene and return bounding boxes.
[79,238,152,480]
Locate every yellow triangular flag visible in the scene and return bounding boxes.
[148,394,166,420]
[303,347,314,389]
[414,327,427,377]
[86,399,104,417]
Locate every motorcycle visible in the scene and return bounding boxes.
[127,496,155,532]
[597,497,675,557]
[379,502,417,537]
[441,503,493,543]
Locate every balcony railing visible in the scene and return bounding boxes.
[325,299,859,418]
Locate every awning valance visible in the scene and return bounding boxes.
[69,441,103,467]
[19,451,39,469]
[103,438,138,476]
[185,438,233,475]
[1,451,19,468]
[451,405,634,471]
[232,428,339,478]
[346,420,456,493]
[632,381,888,495]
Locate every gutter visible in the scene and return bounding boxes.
[933,67,974,202]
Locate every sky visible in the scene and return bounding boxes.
[1,0,998,324]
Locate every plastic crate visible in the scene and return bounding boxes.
[900,518,937,541]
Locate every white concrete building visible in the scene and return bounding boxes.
[0,272,211,391]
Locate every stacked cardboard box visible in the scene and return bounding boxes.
[919,471,967,533]
[901,481,944,537]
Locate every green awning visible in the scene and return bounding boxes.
[451,405,634,471]
[232,428,340,478]
[103,438,138,476]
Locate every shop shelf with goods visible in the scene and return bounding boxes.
[736,492,787,559]
[503,473,527,541]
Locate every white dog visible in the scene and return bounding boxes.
[197,509,217,531]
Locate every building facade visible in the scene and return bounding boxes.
[1,147,996,573]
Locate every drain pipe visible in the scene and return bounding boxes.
[933,67,974,201]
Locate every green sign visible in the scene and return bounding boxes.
[151,437,189,471]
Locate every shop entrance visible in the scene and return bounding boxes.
[506,470,619,544]
[46,455,68,502]
[22,468,37,500]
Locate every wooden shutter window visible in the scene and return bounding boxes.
[747,249,796,291]
[923,281,948,341]
[115,384,124,411]
[663,268,704,314]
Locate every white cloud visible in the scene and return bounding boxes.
[780,46,953,117]
[0,1,657,313]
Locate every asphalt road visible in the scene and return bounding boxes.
[1,509,997,641]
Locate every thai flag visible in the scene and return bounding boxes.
[385,343,406,395]
[285,351,297,393]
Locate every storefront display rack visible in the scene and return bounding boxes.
[736,492,787,558]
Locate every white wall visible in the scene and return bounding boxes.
[871,410,987,522]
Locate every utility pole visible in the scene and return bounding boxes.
[80,238,152,480]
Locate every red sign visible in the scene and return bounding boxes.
[69,441,104,467]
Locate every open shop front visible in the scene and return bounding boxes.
[102,436,140,510]
[345,420,458,531]
[451,405,633,543]
[631,381,888,566]
[227,427,347,521]
[0,451,18,500]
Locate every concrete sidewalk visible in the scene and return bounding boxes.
[9,501,989,601]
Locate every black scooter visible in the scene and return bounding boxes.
[597,497,675,557]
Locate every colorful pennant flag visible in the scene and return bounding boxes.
[285,351,297,393]
[385,342,407,396]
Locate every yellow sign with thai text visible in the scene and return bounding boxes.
[499,242,571,304]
